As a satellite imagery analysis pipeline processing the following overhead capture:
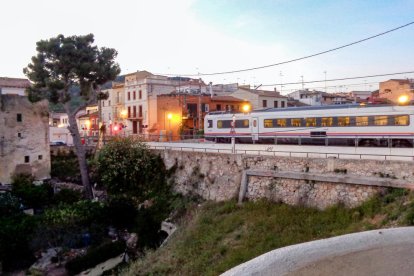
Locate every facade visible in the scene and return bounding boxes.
[348,91,373,101]
[379,79,414,103]
[155,94,249,139]
[49,112,73,145]
[288,89,351,106]
[230,87,288,110]
[78,111,99,138]
[0,77,30,96]
[0,95,50,184]
[101,82,126,134]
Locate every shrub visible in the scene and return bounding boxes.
[0,192,21,217]
[65,241,125,275]
[53,189,83,205]
[43,201,105,226]
[105,196,138,229]
[11,173,53,209]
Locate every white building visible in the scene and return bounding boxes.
[49,112,73,145]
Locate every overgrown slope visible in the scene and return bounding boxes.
[124,188,414,276]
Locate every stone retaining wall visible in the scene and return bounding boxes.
[158,150,413,209]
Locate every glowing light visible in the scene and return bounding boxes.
[113,125,119,131]
[167,113,173,120]
[398,95,409,105]
[120,109,128,118]
[242,104,251,113]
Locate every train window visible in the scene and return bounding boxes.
[356,116,369,126]
[374,116,388,126]
[291,118,301,127]
[277,119,287,127]
[338,117,350,127]
[305,118,316,127]
[217,120,222,128]
[207,120,213,128]
[395,115,409,126]
[264,119,274,128]
[321,117,333,127]
[217,120,233,128]
[235,119,249,128]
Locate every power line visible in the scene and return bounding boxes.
[157,21,414,77]
[261,70,414,87]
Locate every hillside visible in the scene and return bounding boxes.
[124,189,414,276]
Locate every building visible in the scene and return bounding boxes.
[0,94,50,184]
[0,77,30,96]
[77,105,99,138]
[101,82,126,134]
[230,87,288,110]
[379,79,414,103]
[288,89,351,106]
[154,94,249,139]
[348,91,373,101]
[49,112,73,145]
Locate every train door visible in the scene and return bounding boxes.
[252,117,259,142]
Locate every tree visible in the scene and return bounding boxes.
[23,34,120,199]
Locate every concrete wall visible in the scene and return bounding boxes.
[158,150,412,209]
[0,95,50,184]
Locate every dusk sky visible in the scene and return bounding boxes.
[1,0,413,94]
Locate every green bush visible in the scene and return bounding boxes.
[105,196,138,229]
[0,214,38,271]
[65,241,125,275]
[11,173,53,209]
[53,189,83,205]
[0,192,21,217]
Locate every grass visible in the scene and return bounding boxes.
[124,188,414,276]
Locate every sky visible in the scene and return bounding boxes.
[1,0,414,94]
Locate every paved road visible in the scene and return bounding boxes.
[221,227,414,276]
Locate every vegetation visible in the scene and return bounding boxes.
[24,33,121,199]
[65,241,125,275]
[125,189,414,276]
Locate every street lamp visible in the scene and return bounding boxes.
[398,95,409,105]
[242,104,251,113]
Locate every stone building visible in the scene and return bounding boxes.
[0,77,30,96]
[0,94,50,184]
[379,79,414,103]
[230,87,288,110]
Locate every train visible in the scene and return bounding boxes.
[204,104,414,147]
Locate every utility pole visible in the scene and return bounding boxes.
[301,75,304,90]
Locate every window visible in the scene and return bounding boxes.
[18,132,22,138]
[321,117,333,127]
[374,116,388,126]
[139,90,142,99]
[38,155,43,160]
[277,119,287,127]
[216,104,222,111]
[133,106,137,117]
[102,101,105,107]
[108,100,111,106]
[133,91,136,100]
[291,118,301,127]
[395,115,409,126]
[356,116,368,126]
[217,120,232,128]
[24,156,30,163]
[274,101,278,108]
[226,105,230,111]
[128,106,131,118]
[205,104,209,112]
[281,101,285,108]
[305,118,316,127]
[117,92,120,103]
[262,100,267,107]
[235,119,249,128]
[17,113,22,122]
[338,117,350,126]
[207,120,213,128]
[139,105,143,117]
[264,119,274,128]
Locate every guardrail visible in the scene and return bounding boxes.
[149,145,414,162]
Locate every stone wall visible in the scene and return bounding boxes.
[158,150,413,209]
[0,95,50,184]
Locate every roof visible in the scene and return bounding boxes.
[78,111,99,119]
[383,79,413,84]
[0,77,30,88]
[211,96,247,102]
[252,103,395,113]
[238,87,287,98]
[124,70,153,78]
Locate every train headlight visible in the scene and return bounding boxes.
[398,95,409,105]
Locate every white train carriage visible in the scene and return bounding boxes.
[204,104,414,147]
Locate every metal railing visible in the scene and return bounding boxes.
[148,144,414,162]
